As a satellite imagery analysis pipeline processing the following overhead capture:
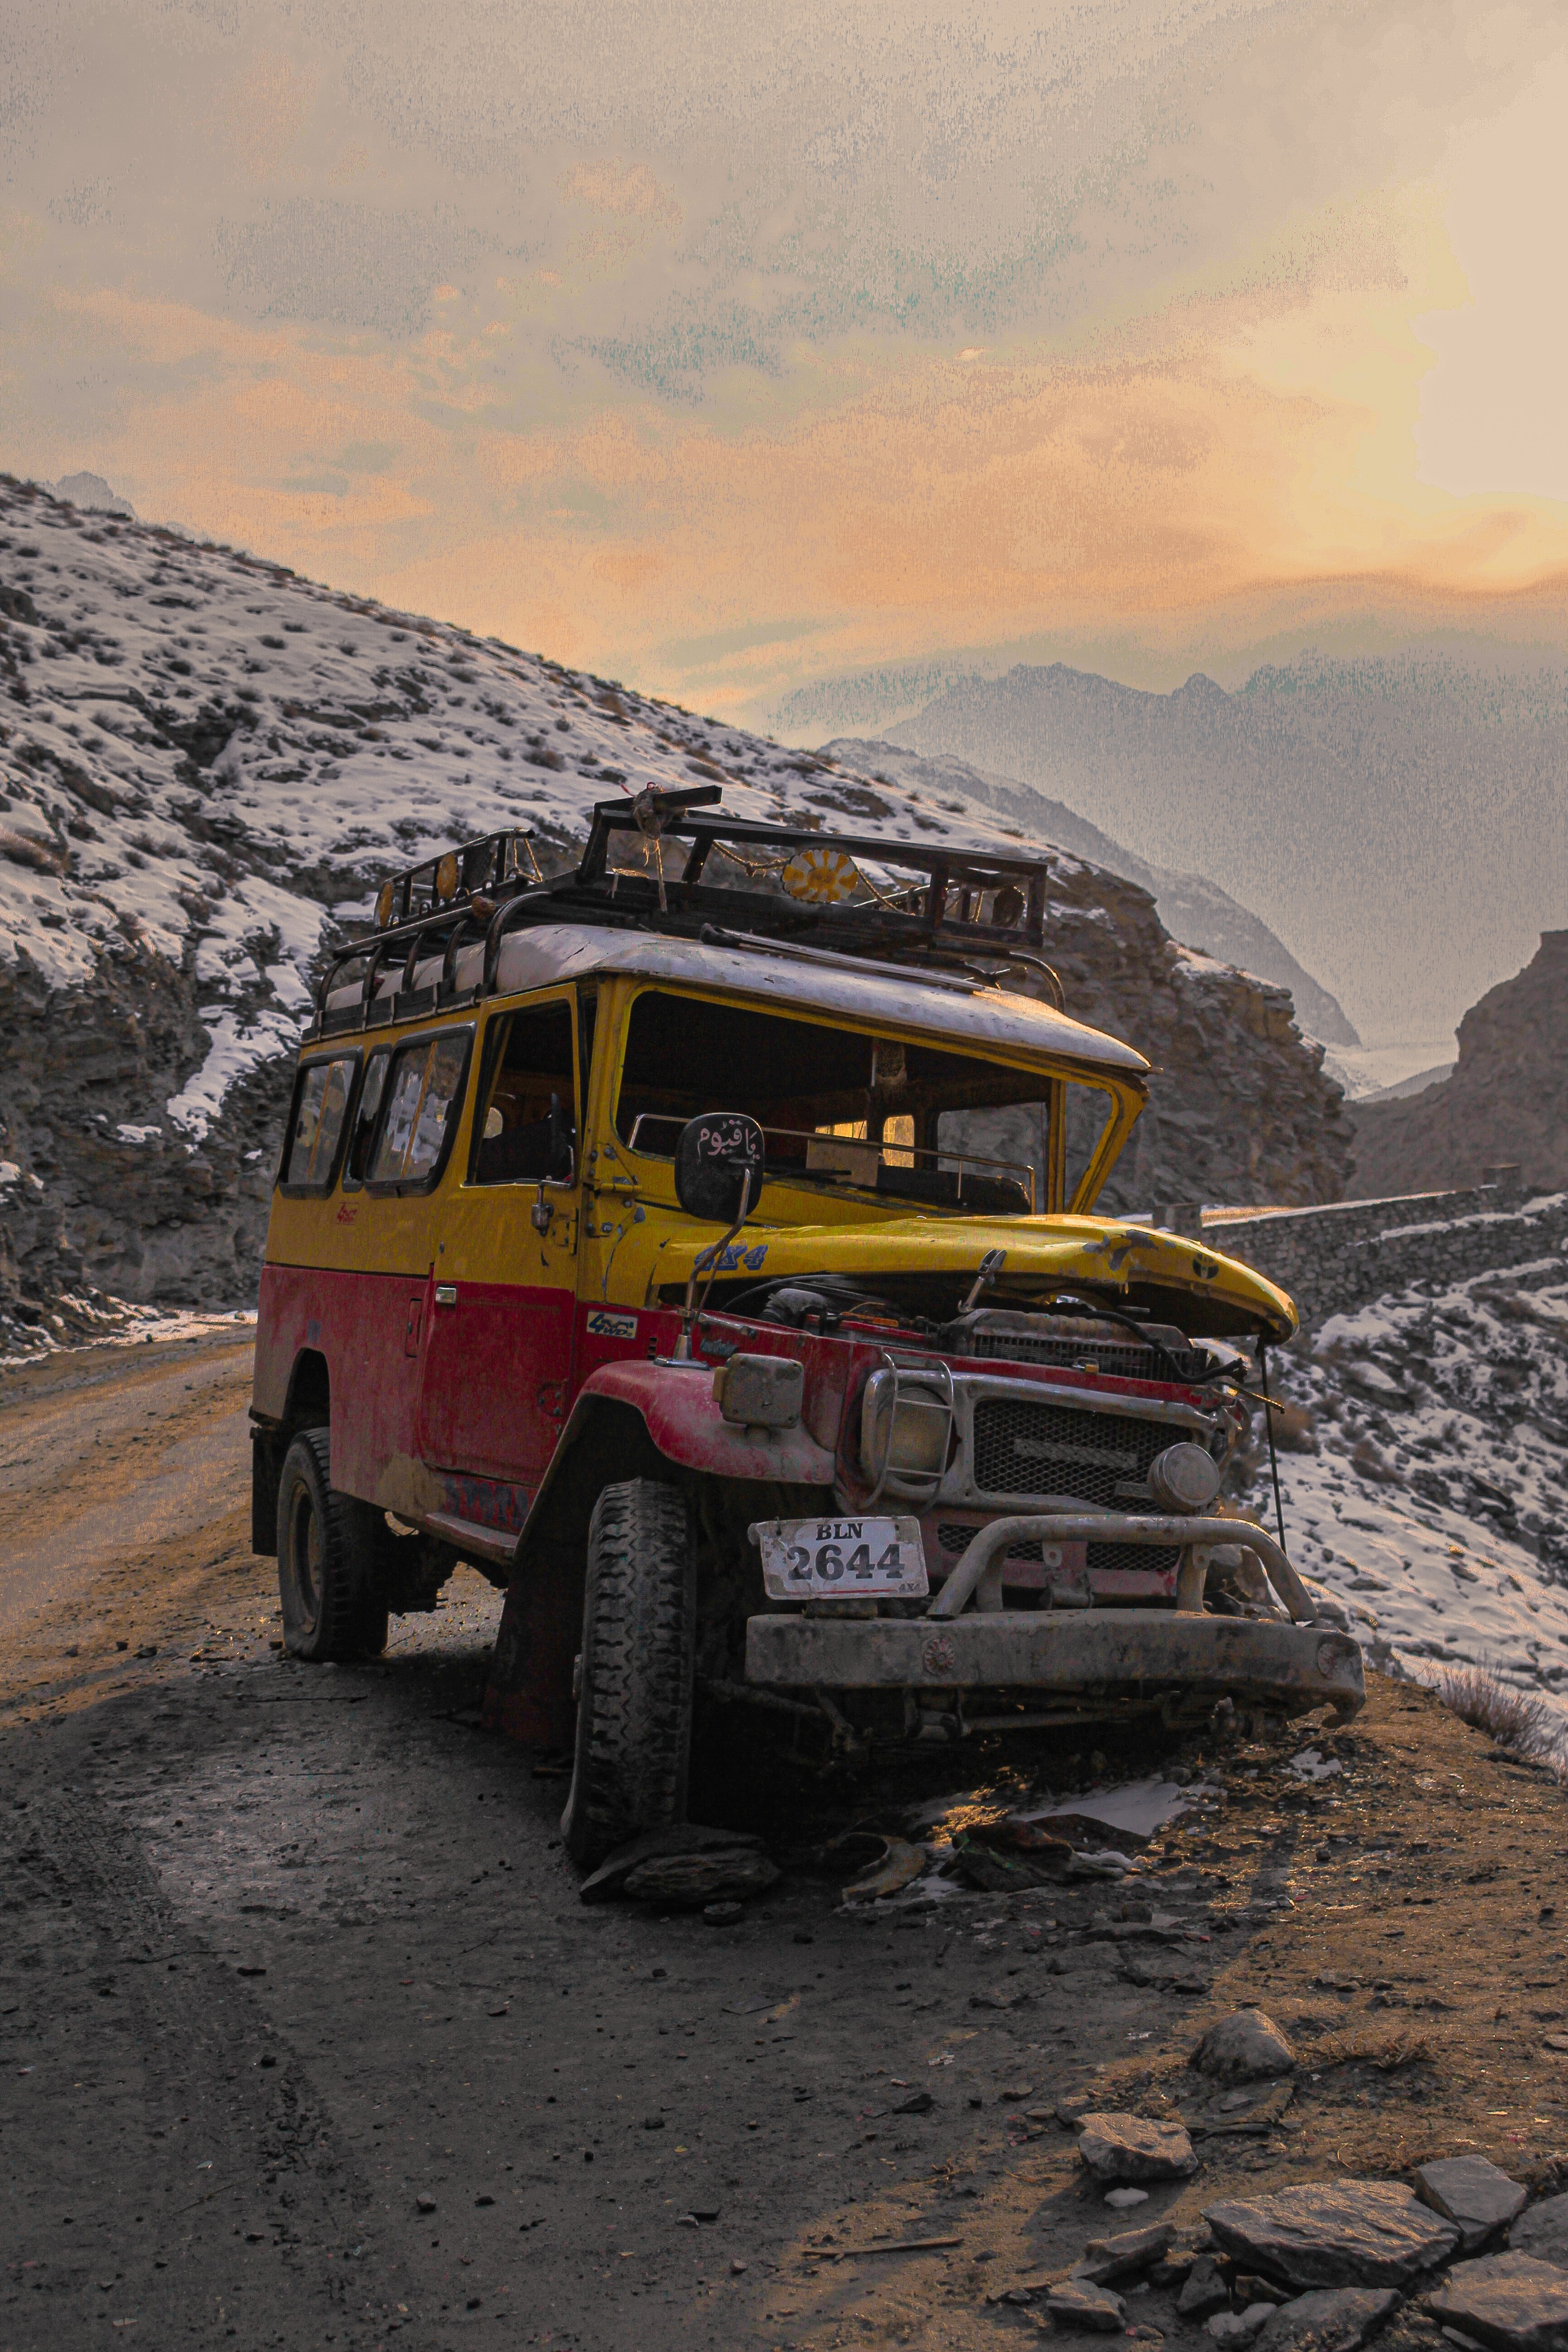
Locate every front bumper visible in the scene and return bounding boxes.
[744,1608,1365,1720]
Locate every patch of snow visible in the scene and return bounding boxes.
[165,1007,302,1141]
[1287,1748,1342,1781]
[114,1124,162,1145]
[1240,1254,1568,1727]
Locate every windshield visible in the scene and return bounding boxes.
[612,987,1114,1214]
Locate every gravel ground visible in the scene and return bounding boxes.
[3,1340,1566,2352]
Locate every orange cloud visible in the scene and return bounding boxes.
[26,215,1568,719]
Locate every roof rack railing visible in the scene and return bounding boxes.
[306,786,1069,1039]
[574,784,1053,949]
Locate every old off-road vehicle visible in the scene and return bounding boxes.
[250,788,1362,1867]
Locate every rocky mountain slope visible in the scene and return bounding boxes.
[1348,931,1568,1198]
[819,736,1360,1046]
[886,653,1568,1049]
[0,474,1349,1340]
[1249,1245,1568,1728]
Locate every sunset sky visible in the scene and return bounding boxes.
[6,1,1568,721]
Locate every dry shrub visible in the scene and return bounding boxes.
[1317,2030,1434,2074]
[1431,1661,1567,1770]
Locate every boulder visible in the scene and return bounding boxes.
[1048,2278,1128,2331]
[1254,2287,1402,2352]
[1511,2199,1568,2271]
[1195,2010,1298,2084]
[1416,2158,1528,2253]
[1078,2113,1198,2184]
[1205,2182,1460,2289]
[1074,2221,1175,2285]
[1426,2253,1568,2352]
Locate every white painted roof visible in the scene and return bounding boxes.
[328,919,1150,1078]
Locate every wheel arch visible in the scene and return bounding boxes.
[482,1388,831,1748]
[250,1346,333,1556]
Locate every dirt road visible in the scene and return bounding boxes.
[3,1341,1566,2352]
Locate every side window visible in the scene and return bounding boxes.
[342,1049,390,1189]
[472,999,577,1185]
[281,1057,355,1191]
[367,1032,471,1190]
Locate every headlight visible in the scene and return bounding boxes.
[860,1371,950,1479]
[1147,1441,1223,1513]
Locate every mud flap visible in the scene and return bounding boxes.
[251,1428,281,1557]
[480,1548,586,1747]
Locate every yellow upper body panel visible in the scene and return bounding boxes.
[263,963,1298,1343]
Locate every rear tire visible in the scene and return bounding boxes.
[277,1429,389,1662]
[560,1479,695,1869]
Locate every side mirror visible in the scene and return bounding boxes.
[674,1112,765,1223]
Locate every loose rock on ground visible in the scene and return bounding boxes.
[1205,2181,1461,2289]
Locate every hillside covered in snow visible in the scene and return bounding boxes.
[1235,1249,1568,1730]
[0,473,1349,1336]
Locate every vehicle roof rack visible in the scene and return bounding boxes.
[308,786,1068,1038]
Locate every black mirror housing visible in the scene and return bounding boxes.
[673,1112,765,1223]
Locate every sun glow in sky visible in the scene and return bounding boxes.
[5,2,1567,719]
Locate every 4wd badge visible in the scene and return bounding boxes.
[585,1309,638,1339]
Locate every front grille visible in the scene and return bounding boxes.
[971,1333,1209,1382]
[1086,1541,1183,1579]
[937,1522,1046,1562]
[971,1396,1176,1506]
[935,1521,1181,1581]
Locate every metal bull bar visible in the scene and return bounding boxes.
[928,1512,1316,1623]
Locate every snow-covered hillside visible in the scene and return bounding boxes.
[0,471,1348,1331]
[1241,1250,1568,1728]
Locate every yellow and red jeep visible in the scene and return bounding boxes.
[250,789,1362,1866]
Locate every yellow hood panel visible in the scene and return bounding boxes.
[649,1212,1298,1341]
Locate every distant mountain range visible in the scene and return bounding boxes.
[876,653,1568,1048]
[819,738,1360,1047]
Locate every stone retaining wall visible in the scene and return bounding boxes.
[1201,1186,1568,1332]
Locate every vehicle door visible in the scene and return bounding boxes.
[416,989,589,1498]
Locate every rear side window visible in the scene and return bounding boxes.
[281,1057,356,1192]
[368,1031,471,1190]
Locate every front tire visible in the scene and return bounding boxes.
[277,1429,389,1662]
[560,1479,695,1869]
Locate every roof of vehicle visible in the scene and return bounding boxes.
[495,923,1150,1076]
[320,922,1148,1078]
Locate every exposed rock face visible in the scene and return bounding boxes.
[1349,933,1568,1197]
[0,474,1350,1343]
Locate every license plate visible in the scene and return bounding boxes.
[754,1515,928,1600]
